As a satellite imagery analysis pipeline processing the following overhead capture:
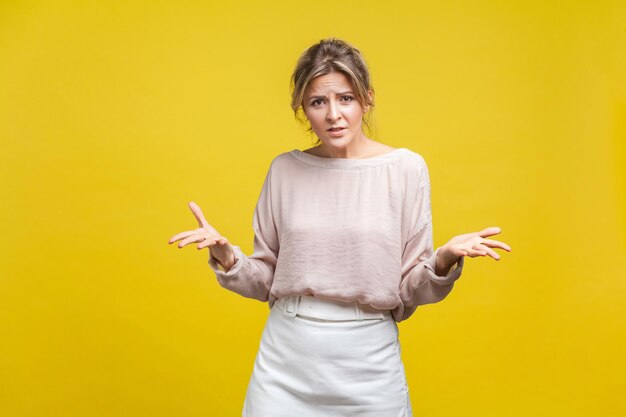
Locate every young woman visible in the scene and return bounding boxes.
[169,37,511,417]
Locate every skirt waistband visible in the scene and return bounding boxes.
[273,295,390,321]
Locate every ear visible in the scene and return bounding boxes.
[363,89,374,113]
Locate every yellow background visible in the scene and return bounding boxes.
[1,0,625,415]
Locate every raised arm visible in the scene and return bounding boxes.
[393,157,511,322]
[392,156,464,322]
[206,165,279,302]
[394,221,465,322]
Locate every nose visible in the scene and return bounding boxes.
[326,100,341,122]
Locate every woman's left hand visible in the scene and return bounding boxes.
[438,226,512,273]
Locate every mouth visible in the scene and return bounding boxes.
[327,127,346,132]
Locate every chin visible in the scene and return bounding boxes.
[322,134,354,147]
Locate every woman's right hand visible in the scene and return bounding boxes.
[168,201,236,270]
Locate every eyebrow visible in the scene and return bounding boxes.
[307,91,354,100]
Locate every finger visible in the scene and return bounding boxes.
[480,238,512,252]
[168,230,197,244]
[449,247,468,258]
[474,243,500,260]
[178,234,208,248]
[477,226,502,238]
[199,238,231,251]
[463,247,488,257]
[197,236,221,250]
[188,201,209,229]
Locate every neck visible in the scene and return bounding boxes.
[319,135,372,159]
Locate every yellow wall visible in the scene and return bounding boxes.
[1,0,624,415]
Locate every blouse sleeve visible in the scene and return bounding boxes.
[392,160,464,322]
[207,164,279,302]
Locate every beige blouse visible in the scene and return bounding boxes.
[208,148,464,322]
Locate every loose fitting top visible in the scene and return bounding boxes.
[208,147,464,322]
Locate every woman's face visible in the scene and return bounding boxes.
[302,71,371,149]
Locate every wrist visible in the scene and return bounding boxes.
[217,250,236,271]
[436,246,460,276]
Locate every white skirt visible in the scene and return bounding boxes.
[242,295,413,417]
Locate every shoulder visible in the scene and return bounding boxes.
[397,148,429,177]
[391,149,431,193]
[267,150,295,170]
[260,150,299,179]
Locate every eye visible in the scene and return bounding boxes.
[311,99,324,106]
[341,95,354,102]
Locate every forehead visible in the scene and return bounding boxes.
[305,72,354,96]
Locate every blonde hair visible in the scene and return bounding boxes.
[289,38,376,144]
